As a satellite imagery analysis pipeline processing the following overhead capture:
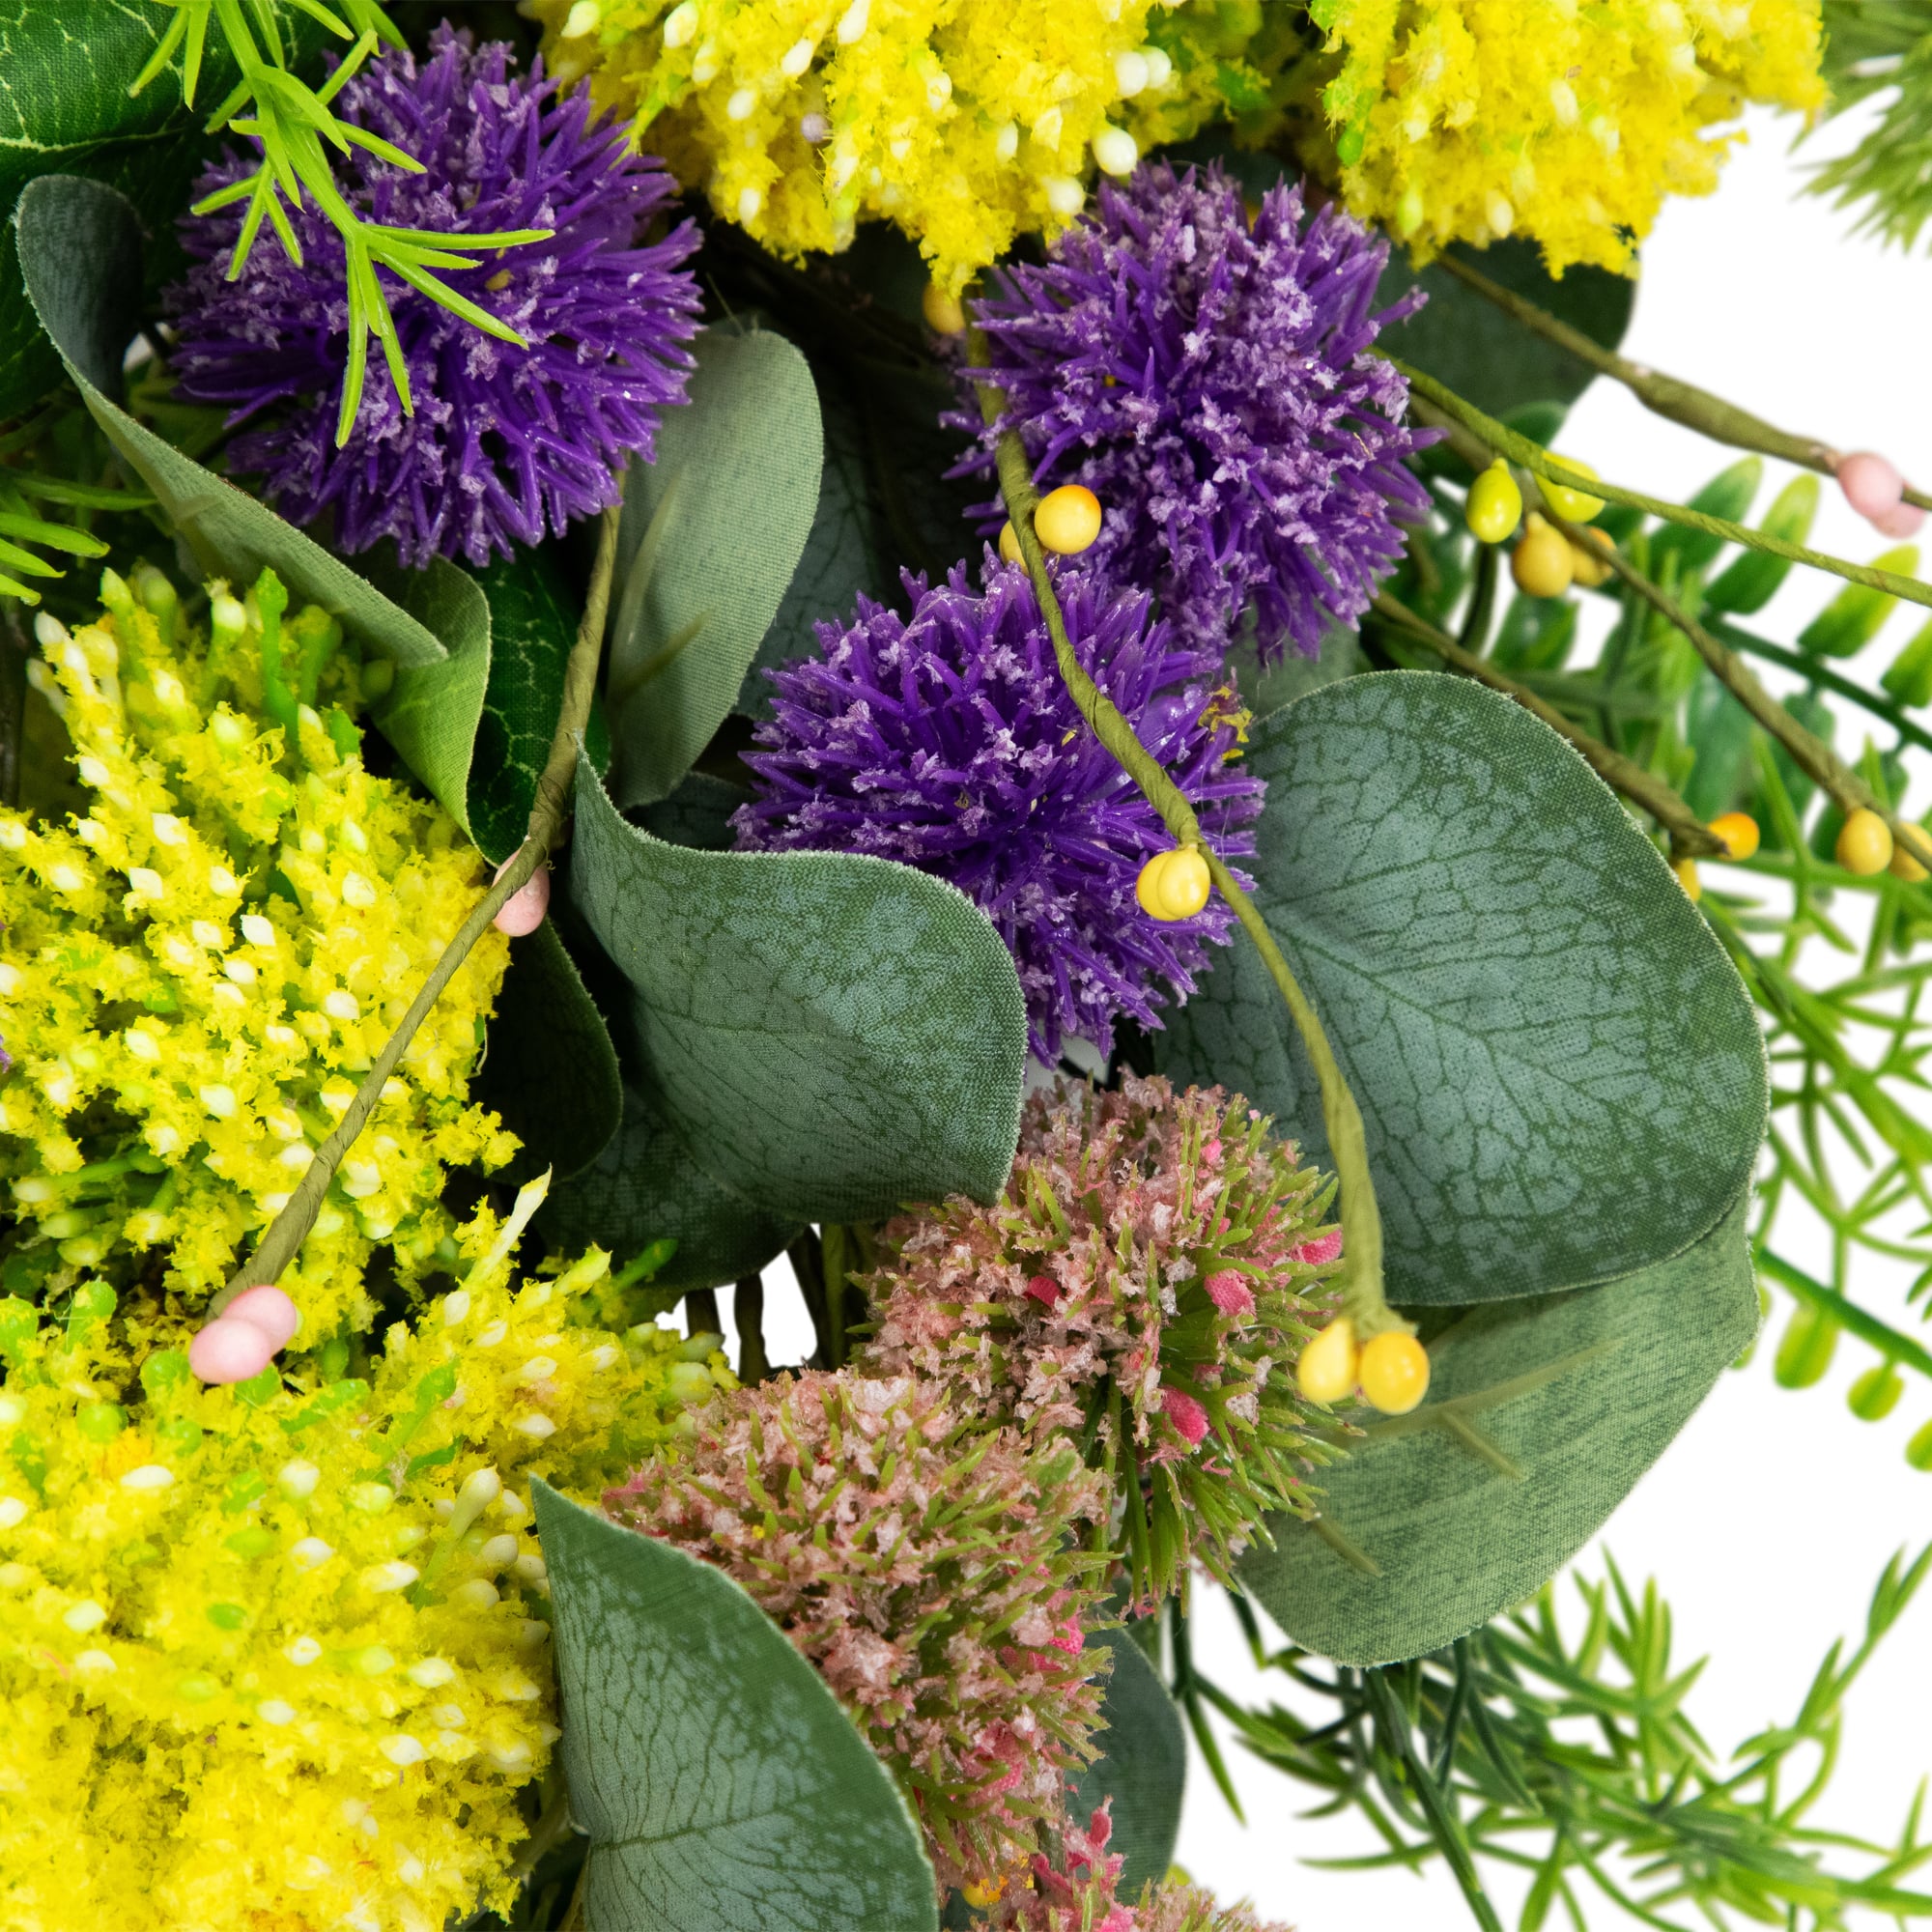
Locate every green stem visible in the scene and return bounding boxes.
[1708,616,1932,760]
[213,506,620,1307]
[1396,359,1932,613]
[973,356,1392,1333]
[1755,1246,1932,1381]
[1433,251,1932,512]
[1370,590,1723,858]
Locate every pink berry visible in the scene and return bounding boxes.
[1839,451,1906,523]
[223,1284,300,1350]
[1874,499,1925,540]
[188,1318,278,1385]
[1205,1268,1255,1318]
[492,857,551,936]
[1161,1387,1210,1446]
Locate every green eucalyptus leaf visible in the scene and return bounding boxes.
[1237,1195,1758,1666]
[1152,674,1766,1305]
[1065,1629,1186,1899]
[15,176,451,671]
[636,770,748,852]
[1376,240,1635,419]
[531,1480,940,1932]
[542,1074,803,1295]
[609,327,820,808]
[569,748,1028,1226]
[0,3,327,416]
[473,922,623,1185]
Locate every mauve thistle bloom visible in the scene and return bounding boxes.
[858,1074,1346,1606]
[731,557,1264,1062]
[959,161,1434,661]
[166,27,700,568]
[604,1371,1109,1893]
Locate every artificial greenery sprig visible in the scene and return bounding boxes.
[133,0,553,444]
[1183,1549,1932,1932]
[212,505,619,1306]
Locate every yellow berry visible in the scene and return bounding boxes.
[1542,458,1605,523]
[922,281,967,335]
[998,520,1023,567]
[1158,845,1210,919]
[962,1879,1007,1908]
[1135,849,1179,919]
[1568,536,1614,588]
[1034,484,1102,555]
[1892,827,1931,883]
[1708,810,1760,861]
[1358,1330,1430,1415]
[1511,514,1575,599]
[1464,460,1522,545]
[1295,1317,1359,1405]
[1672,857,1701,901]
[1836,807,1894,876]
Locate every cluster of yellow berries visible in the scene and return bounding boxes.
[0,1173,733,1932]
[1136,844,1212,923]
[0,569,514,1336]
[1464,456,1611,599]
[1294,1315,1430,1415]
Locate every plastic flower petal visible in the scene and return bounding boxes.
[858,1074,1347,1605]
[731,557,1264,1062]
[962,161,1435,662]
[605,1369,1109,1893]
[167,26,701,568]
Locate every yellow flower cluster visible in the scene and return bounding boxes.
[0,568,516,1337]
[0,1177,733,1932]
[1311,0,1825,274]
[527,0,1275,288]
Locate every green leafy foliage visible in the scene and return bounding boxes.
[553,750,1027,1283]
[531,1481,940,1932]
[1238,1196,1757,1666]
[1810,0,1932,249]
[1153,673,1768,1305]
[1198,1545,1932,1930]
[607,327,820,806]
[1376,241,1635,419]
[1065,1629,1188,1898]
[0,2,331,418]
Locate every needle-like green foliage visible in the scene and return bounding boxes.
[132,0,554,443]
[1178,1549,1932,1932]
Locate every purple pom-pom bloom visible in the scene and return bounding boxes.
[959,162,1434,662]
[166,28,701,568]
[732,557,1264,1063]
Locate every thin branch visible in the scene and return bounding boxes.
[1397,360,1932,613]
[213,505,621,1306]
[972,345,1393,1331]
[1433,251,1931,512]
[1369,590,1723,858]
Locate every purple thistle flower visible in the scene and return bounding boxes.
[166,27,701,568]
[958,162,1435,662]
[731,555,1264,1063]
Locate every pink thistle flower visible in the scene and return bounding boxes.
[859,1074,1346,1603]
[1293,1229,1344,1267]
[605,1371,1109,1893]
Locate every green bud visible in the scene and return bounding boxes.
[1774,1303,1838,1389]
[222,1471,269,1515]
[206,1602,249,1632]
[176,1673,222,1703]
[140,1350,192,1397]
[1849,1365,1905,1422]
[668,1362,715,1405]
[157,1417,204,1459]
[74,1401,127,1444]
[316,1337,353,1382]
[223,1527,278,1560]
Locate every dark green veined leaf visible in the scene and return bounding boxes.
[1237,1196,1758,1665]
[0,3,328,417]
[559,746,1026,1257]
[1153,673,1766,1305]
[532,1481,939,1932]
[1065,1629,1186,1898]
[607,327,820,807]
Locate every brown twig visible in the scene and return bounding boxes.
[1368,590,1723,859]
[213,505,622,1308]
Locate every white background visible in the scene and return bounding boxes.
[721,100,1932,1931]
